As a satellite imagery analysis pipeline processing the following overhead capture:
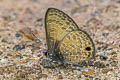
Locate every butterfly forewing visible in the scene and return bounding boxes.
[58,30,95,63]
[45,8,79,53]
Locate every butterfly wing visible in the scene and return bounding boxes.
[45,8,79,54]
[58,30,95,63]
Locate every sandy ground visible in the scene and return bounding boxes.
[0,0,120,80]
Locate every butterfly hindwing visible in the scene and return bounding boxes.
[45,8,79,53]
[58,30,95,63]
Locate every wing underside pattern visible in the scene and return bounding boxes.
[45,8,79,53]
[58,30,95,63]
[44,8,95,64]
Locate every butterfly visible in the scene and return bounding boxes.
[42,8,95,68]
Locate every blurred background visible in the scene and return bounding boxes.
[0,0,120,80]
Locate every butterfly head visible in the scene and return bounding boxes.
[42,51,65,67]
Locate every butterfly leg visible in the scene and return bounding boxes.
[71,60,94,70]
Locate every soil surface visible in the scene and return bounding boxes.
[0,0,120,80]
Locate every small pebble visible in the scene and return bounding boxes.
[110,61,118,66]
[111,52,117,55]
[96,52,104,56]
[1,38,8,43]
[102,33,109,37]
[39,74,48,78]
[15,32,21,38]
[82,70,95,75]
[83,68,88,72]
[102,68,111,73]
[27,62,33,66]
[58,74,63,79]
[100,56,107,60]
[113,11,119,17]
[0,57,8,63]
[106,64,109,66]
[13,44,25,51]
[95,78,102,80]
[94,61,105,68]
[34,38,41,43]
[97,47,102,50]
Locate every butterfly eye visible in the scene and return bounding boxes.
[85,47,91,51]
